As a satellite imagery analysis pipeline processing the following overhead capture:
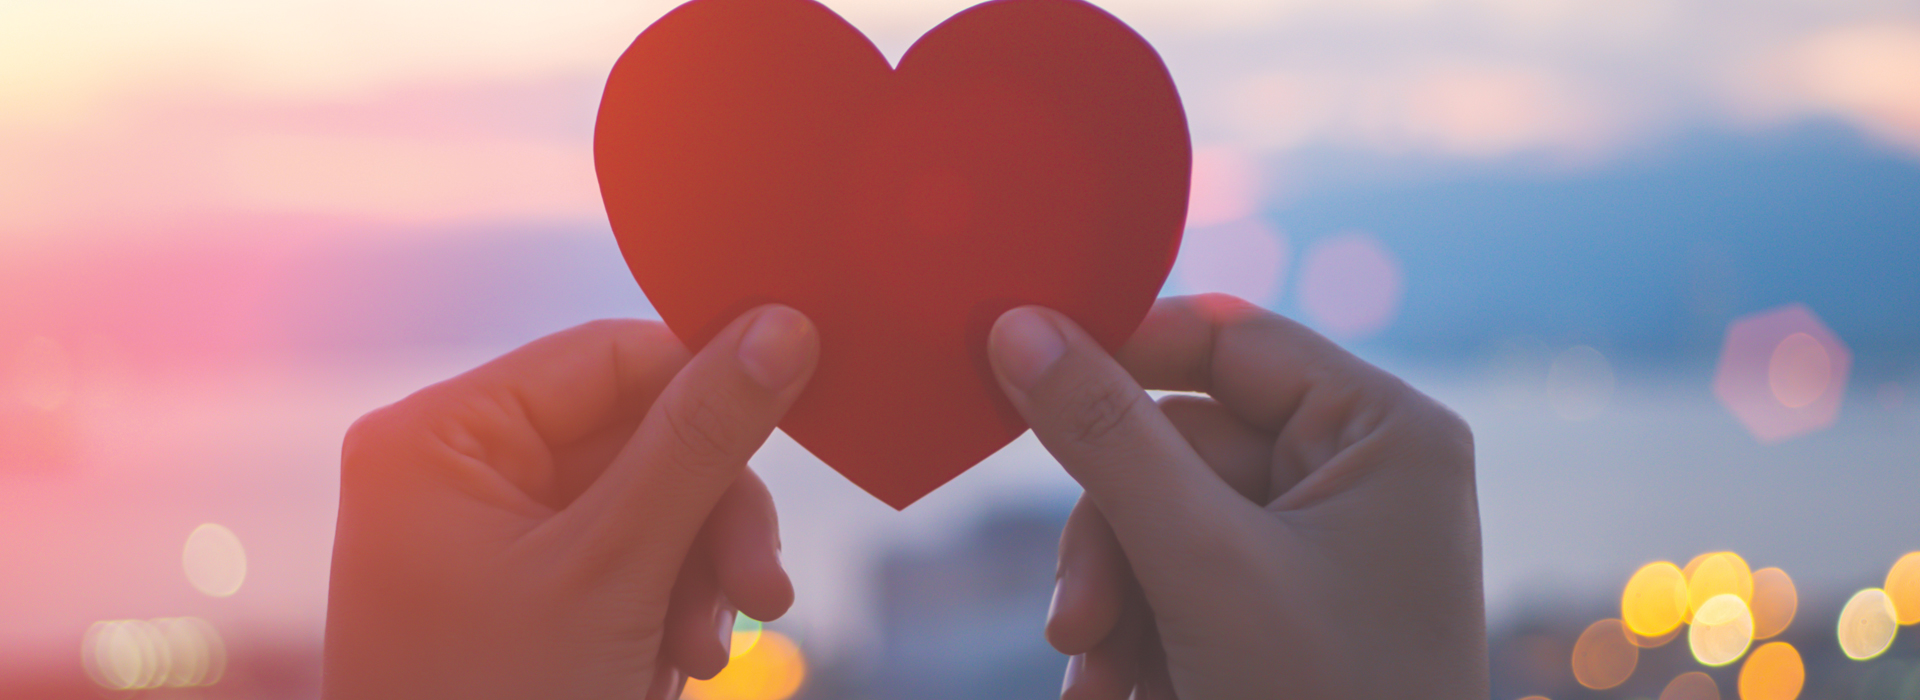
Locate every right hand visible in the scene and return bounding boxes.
[985,294,1488,699]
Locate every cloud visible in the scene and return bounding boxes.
[0,77,607,242]
[1221,61,1618,160]
[1753,24,1920,152]
[6,0,1920,243]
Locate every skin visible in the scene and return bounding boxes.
[986,294,1488,700]
[323,293,1486,698]
[323,306,818,700]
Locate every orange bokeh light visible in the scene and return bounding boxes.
[1885,552,1920,626]
[1738,642,1804,700]
[1572,619,1639,690]
[1661,671,1721,700]
[683,630,806,700]
[1749,567,1798,640]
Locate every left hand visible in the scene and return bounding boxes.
[323,307,818,699]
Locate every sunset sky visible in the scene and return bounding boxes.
[2,0,1917,694]
[4,0,1918,241]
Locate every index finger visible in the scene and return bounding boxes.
[1113,294,1401,435]
[449,318,690,448]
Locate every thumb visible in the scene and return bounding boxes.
[563,304,818,568]
[987,306,1248,572]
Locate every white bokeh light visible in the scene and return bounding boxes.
[1547,345,1615,421]
[182,523,247,598]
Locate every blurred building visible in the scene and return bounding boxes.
[799,503,1069,700]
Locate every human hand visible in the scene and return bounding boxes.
[323,307,818,700]
[986,294,1487,699]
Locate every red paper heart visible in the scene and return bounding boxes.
[595,0,1189,508]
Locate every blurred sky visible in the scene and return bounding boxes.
[2,0,1918,688]
[4,0,1920,239]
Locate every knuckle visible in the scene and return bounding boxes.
[1427,401,1477,465]
[1188,291,1256,314]
[1055,377,1143,448]
[662,393,751,468]
[339,398,431,486]
[339,408,394,472]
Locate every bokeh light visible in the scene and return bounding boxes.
[1690,593,1755,667]
[82,617,225,691]
[1185,146,1261,228]
[1296,231,1403,340]
[1174,218,1289,306]
[182,523,247,598]
[730,615,764,661]
[683,630,805,700]
[1623,562,1690,637]
[1887,551,1920,626]
[1628,625,1685,649]
[1571,619,1639,690]
[1712,304,1851,443]
[1661,671,1722,700]
[1836,588,1898,660]
[1766,333,1830,409]
[1737,642,1803,700]
[1749,567,1797,640]
[1546,345,1613,421]
[1688,552,1755,616]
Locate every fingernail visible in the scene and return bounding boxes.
[1062,654,1084,694]
[665,669,685,700]
[1046,573,1067,627]
[715,604,737,659]
[992,307,1065,391]
[738,306,813,391]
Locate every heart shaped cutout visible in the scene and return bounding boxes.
[596,0,1189,508]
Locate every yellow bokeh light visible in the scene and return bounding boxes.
[1688,552,1754,617]
[730,616,764,661]
[1738,642,1804,700]
[1683,552,1710,579]
[1627,625,1684,649]
[1885,552,1920,626]
[1690,593,1755,667]
[81,618,224,691]
[1623,562,1690,636]
[1749,568,1797,640]
[155,617,226,688]
[1661,671,1721,700]
[1572,619,1639,690]
[1836,588,1898,660]
[182,523,246,598]
[684,630,805,700]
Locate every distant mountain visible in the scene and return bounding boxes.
[1263,122,1920,377]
